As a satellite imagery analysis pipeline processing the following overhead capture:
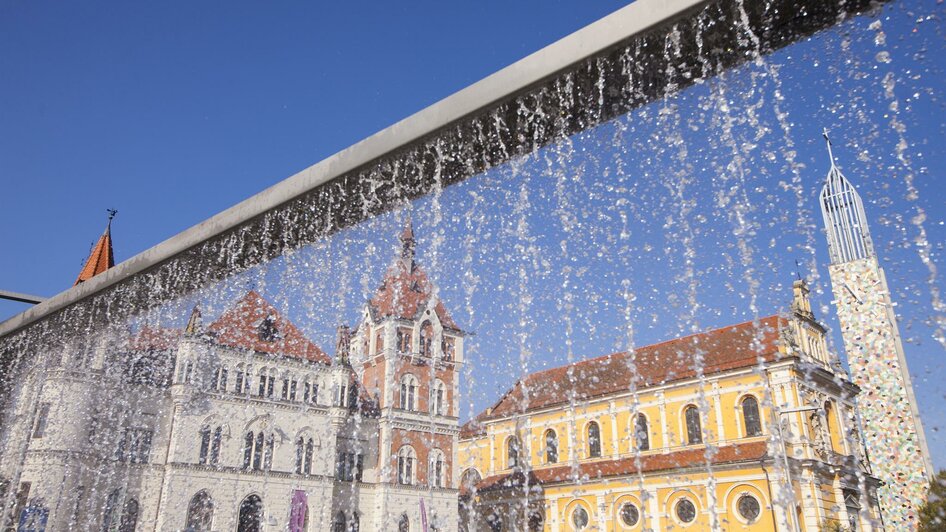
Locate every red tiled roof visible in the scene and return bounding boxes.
[480,316,786,420]
[473,441,768,494]
[369,259,458,329]
[460,419,486,439]
[129,327,182,351]
[74,223,114,285]
[207,291,330,364]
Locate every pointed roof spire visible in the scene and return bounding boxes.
[74,210,117,286]
[184,305,203,336]
[818,131,875,264]
[399,215,416,269]
[823,127,838,169]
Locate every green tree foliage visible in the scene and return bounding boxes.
[919,470,946,531]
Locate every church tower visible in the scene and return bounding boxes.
[353,219,464,529]
[819,131,932,529]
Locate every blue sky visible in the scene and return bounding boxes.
[2,1,945,470]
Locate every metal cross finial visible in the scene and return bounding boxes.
[107,209,118,220]
[794,259,803,281]
[822,127,837,168]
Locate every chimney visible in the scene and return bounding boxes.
[336,325,351,365]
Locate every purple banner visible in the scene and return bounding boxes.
[289,490,307,532]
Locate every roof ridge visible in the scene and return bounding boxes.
[523,314,781,383]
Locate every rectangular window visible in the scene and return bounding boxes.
[130,429,153,464]
[289,380,297,401]
[443,337,456,360]
[397,328,412,354]
[218,368,228,391]
[375,330,384,355]
[355,454,364,482]
[235,371,245,393]
[303,383,310,403]
[311,384,319,404]
[258,377,266,397]
[281,378,290,400]
[266,376,275,398]
[32,403,50,439]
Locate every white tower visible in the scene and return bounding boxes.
[819,130,933,530]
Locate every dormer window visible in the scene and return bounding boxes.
[258,315,279,342]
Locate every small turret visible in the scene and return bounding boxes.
[336,325,351,366]
[184,306,203,336]
[74,209,117,286]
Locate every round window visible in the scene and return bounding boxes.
[737,494,761,522]
[572,506,589,529]
[619,503,640,526]
[675,499,696,524]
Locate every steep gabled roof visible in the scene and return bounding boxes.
[74,216,115,285]
[129,327,182,351]
[207,291,330,364]
[368,219,458,329]
[479,315,786,421]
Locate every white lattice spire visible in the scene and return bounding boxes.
[819,129,875,265]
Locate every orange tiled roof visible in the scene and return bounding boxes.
[471,441,768,495]
[208,291,331,364]
[129,327,182,351]
[479,316,786,421]
[368,221,458,329]
[74,222,114,285]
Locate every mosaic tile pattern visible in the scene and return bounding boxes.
[829,258,931,530]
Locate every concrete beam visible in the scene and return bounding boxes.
[0,0,881,342]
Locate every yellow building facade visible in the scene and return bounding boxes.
[458,281,883,531]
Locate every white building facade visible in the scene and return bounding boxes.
[0,224,462,532]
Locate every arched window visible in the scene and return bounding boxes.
[304,438,314,474]
[210,427,221,464]
[198,425,222,465]
[182,361,193,384]
[350,512,360,532]
[332,511,346,532]
[237,495,263,532]
[198,427,211,464]
[102,490,121,531]
[587,421,602,458]
[398,514,410,532]
[685,406,703,445]
[544,429,558,464]
[185,491,214,531]
[420,321,434,357]
[244,431,273,471]
[634,414,650,451]
[460,469,482,494]
[431,380,446,416]
[295,438,305,474]
[742,396,762,437]
[506,436,521,469]
[429,449,445,488]
[397,446,416,485]
[400,374,417,411]
[118,498,138,532]
[243,432,254,469]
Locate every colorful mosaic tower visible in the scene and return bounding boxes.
[819,131,933,529]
